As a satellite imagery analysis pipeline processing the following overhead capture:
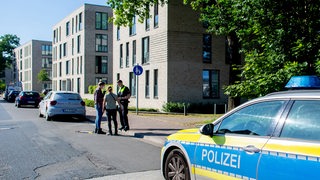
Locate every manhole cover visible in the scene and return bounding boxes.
[75,130,94,134]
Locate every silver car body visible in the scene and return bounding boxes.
[39,91,86,119]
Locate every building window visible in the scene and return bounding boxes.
[126,42,129,67]
[53,30,56,43]
[42,58,52,68]
[66,21,70,36]
[154,69,158,98]
[96,77,108,84]
[77,57,79,75]
[77,35,81,53]
[42,45,52,56]
[120,44,123,68]
[80,56,83,74]
[79,12,83,31]
[72,18,74,34]
[129,16,136,36]
[129,72,136,96]
[96,12,108,30]
[117,26,120,41]
[117,73,120,92]
[154,2,159,28]
[203,34,212,63]
[203,70,219,98]
[132,40,136,66]
[59,44,62,59]
[142,37,150,64]
[72,38,74,55]
[145,70,150,98]
[72,58,74,75]
[77,78,80,93]
[19,49,22,58]
[59,62,62,77]
[95,56,108,74]
[95,34,108,52]
[66,60,70,75]
[63,42,67,57]
[145,6,150,31]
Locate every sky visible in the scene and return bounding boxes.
[0,0,108,45]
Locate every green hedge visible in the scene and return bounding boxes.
[163,102,227,114]
[83,99,95,107]
[88,84,113,94]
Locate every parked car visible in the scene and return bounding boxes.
[15,91,41,108]
[7,90,21,102]
[39,91,86,121]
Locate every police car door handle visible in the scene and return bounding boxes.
[242,145,261,153]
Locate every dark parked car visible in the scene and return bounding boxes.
[7,90,21,102]
[15,91,41,108]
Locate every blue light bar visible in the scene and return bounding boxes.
[285,75,320,89]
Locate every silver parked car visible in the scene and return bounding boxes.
[39,91,86,121]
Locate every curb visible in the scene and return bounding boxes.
[86,116,165,147]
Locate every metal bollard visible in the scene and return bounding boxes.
[183,103,187,116]
[214,104,217,115]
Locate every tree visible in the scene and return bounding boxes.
[0,34,20,73]
[108,0,320,100]
[37,69,50,82]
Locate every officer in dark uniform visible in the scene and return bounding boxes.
[117,80,131,131]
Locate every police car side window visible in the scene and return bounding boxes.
[217,101,285,136]
[280,100,320,141]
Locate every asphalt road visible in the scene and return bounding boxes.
[0,98,162,180]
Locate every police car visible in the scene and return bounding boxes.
[161,76,320,180]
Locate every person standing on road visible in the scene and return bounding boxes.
[117,80,131,131]
[102,86,122,136]
[94,81,106,134]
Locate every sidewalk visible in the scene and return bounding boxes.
[85,107,213,147]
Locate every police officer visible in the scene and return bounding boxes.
[117,80,131,131]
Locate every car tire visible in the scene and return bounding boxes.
[45,112,51,121]
[164,149,190,180]
[17,103,21,108]
[39,111,44,118]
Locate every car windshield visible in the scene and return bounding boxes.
[54,93,81,100]
[24,92,39,97]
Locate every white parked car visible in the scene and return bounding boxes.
[39,91,86,121]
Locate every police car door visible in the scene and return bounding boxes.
[194,100,287,180]
[257,100,320,180]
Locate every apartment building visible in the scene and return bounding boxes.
[52,4,113,95]
[113,0,230,110]
[14,40,52,92]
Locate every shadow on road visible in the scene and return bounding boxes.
[51,116,88,123]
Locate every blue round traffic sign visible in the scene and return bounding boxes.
[133,65,143,76]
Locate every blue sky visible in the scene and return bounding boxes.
[0,0,108,45]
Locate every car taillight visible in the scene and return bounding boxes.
[50,100,57,106]
[81,101,85,106]
[20,96,25,100]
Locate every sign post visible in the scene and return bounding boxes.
[133,64,143,115]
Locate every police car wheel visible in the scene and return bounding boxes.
[164,149,190,180]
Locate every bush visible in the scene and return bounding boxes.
[162,102,187,113]
[162,102,227,114]
[88,84,113,94]
[83,98,95,107]
[88,85,97,94]
[128,107,158,112]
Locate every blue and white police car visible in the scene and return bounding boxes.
[161,76,320,180]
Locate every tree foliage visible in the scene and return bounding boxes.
[37,69,50,82]
[0,34,20,73]
[108,0,320,99]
